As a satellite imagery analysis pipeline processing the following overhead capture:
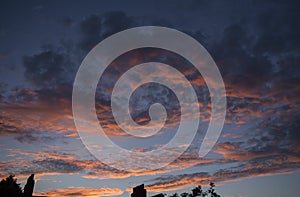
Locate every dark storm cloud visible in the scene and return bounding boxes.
[19,44,78,104]
[101,11,135,38]
[211,23,275,97]
[253,0,299,55]
[23,50,72,89]
[256,111,300,152]
[62,16,75,28]
[5,1,300,98]
[79,11,135,52]
[19,11,137,98]
[78,15,103,52]
[206,0,300,98]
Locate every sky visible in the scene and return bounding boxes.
[0,0,300,196]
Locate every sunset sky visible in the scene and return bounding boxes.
[0,0,300,196]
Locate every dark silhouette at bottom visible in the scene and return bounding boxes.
[131,184,147,197]
[23,174,35,197]
[151,194,165,197]
[0,174,42,197]
[0,175,22,197]
[131,183,221,197]
[0,175,221,197]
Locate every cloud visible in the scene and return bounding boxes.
[23,50,72,89]
[78,11,134,52]
[217,109,300,162]
[146,154,300,193]
[0,158,82,178]
[256,112,300,152]
[166,151,225,171]
[0,149,172,180]
[145,172,212,192]
[253,1,299,55]
[36,187,123,197]
[8,5,298,148]
[1,3,300,195]
[207,0,300,102]
[0,100,76,141]
[213,155,300,183]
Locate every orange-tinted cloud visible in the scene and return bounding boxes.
[145,172,212,192]
[35,187,123,197]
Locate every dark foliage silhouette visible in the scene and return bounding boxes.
[136,183,221,197]
[166,183,221,197]
[207,182,220,197]
[0,175,22,197]
[1,175,221,197]
[0,174,35,197]
[23,174,35,197]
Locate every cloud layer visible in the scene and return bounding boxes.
[0,0,299,196]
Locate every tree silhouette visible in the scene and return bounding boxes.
[165,183,221,197]
[207,182,220,197]
[0,174,35,197]
[1,174,222,197]
[180,192,189,197]
[191,185,204,196]
[0,175,22,197]
[23,174,35,197]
